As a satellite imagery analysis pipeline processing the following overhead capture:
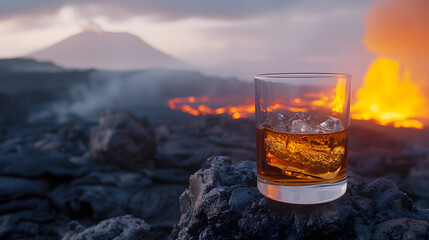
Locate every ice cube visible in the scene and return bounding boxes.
[286,112,344,133]
[266,113,291,132]
[318,116,343,132]
[269,121,290,132]
[289,120,320,133]
[273,112,287,121]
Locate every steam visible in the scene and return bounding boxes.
[79,20,104,34]
[28,69,252,123]
[364,0,429,85]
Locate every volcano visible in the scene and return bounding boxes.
[29,30,190,70]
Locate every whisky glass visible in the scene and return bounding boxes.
[255,73,351,204]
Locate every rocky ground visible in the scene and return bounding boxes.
[0,110,428,239]
[172,156,429,240]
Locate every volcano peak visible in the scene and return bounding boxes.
[29,30,190,70]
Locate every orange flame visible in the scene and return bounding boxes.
[330,78,347,113]
[351,58,425,129]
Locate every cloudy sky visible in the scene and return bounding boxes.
[0,0,376,82]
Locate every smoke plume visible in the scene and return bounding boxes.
[364,0,429,86]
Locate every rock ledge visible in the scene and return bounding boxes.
[172,156,429,240]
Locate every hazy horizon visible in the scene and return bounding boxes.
[0,0,376,82]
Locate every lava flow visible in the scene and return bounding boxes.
[167,90,338,120]
[351,58,425,129]
[167,96,254,119]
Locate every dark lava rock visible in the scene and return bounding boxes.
[0,117,186,239]
[49,167,186,228]
[0,205,67,240]
[0,123,91,166]
[0,124,94,239]
[156,139,216,170]
[349,148,429,208]
[172,156,429,240]
[155,117,255,171]
[373,218,429,240]
[62,215,150,240]
[90,110,156,170]
[348,149,426,178]
[0,148,90,178]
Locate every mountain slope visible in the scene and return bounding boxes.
[29,31,190,70]
[0,58,63,72]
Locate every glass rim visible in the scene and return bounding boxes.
[254,72,351,79]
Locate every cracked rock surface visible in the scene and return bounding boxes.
[62,215,150,240]
[172,156,429,240]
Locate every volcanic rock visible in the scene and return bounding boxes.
[49,166,186,227]
[373,218,429,239]
[90,110,156,170]
[0,124,94,239]
[0,119,186,239]
[155,117,256,171]
[349,147,429,208]
[403,157,429,209]
[348,148,425,178]
[172,156,429,240]
[156,139,215,170]
[61,215,150,240]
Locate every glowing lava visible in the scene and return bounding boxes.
[167,96,254,119]
[168,64,425,130]
[351,58,425,129]
[167,94,334,120]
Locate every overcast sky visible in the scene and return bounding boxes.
[0,0,375,82]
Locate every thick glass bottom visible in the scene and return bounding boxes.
[257,176,347,204]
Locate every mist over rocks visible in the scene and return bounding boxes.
[53,68,252,124]
[172,156,429,240]
[0,58,253,124]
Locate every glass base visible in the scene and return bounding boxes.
[257,177,347,204]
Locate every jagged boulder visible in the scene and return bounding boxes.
[62,215,150,240]
[90,110,156,170]
[172,156,429,240]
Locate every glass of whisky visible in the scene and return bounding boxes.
[255,73,351,204]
